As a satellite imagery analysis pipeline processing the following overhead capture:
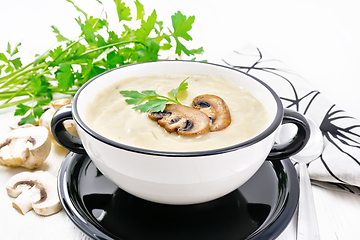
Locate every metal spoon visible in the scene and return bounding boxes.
[278,115,324,240]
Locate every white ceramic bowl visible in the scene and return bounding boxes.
[52,61,310,205]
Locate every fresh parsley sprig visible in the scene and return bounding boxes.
[120,78,188,112]
[0,0,203,124]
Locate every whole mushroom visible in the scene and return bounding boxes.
[39,98,78,138]
[0,126,51,169]
[6,171,62,216]
[39,99,71,131]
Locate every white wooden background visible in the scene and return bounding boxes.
[1,0,360,239]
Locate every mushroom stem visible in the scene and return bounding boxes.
[12,186,40,215]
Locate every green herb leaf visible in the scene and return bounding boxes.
[133,98,168,112]
[160,43,172,50]
[135,0,145,20]
[114,0,132,22]
[6,42,11,55]
[80,61,106,85]
[10,58,22,70]
[49,45,64,61]
[120,78,188,112]
[120,90,160,105]
[0,65,5,75]
[33,106,45,118]
[14,104,31,116]
[135,10,157,42]
[169,77,188,102]
[141,90,160,97]
[174,37,193,56]
[0,52,7,62]
[120,90,147,105]
[171,11,194,41]
[19,113,36,125]
[66,0,88,18]
[170,11,196,56]
[51,26,69,42]
[36,99,52,107]
[55,63,75,91]
[191,46,204,54]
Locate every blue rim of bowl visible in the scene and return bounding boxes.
[72,61,284,157]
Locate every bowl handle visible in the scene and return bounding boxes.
[267,109,311,161]
[51,104,86,154]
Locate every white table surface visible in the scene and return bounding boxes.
[1,0,360,239]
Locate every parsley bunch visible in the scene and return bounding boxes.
[0,0,203,124]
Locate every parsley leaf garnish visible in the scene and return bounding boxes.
[120,78,188,113]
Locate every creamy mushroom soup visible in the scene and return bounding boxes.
[85,74,270,152]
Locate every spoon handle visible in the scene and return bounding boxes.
[297,162,321,240]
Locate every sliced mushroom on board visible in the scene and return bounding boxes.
[192,94,231,131]
[0,126,51,169]
[6,171,62,216]
[148,104,211,136]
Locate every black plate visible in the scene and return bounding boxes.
[58,153,299,240]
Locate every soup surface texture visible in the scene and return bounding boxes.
[85,74,270,152]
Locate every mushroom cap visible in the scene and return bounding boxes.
[166,54,182,60]
[192,94,232,132]
[148,104,211,136]
[0,126,51,169]
[6,171,62,216]
[39,98,72,130]
[39,98,77,144]
[50,98,72,111]
[39,107,56,131]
